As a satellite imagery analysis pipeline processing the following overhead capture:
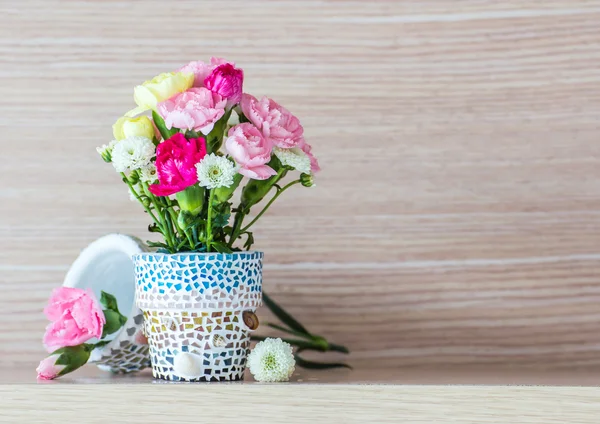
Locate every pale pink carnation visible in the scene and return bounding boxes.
[240,94,304,149]
[178,57,231,88]
[36,354,64,380]
[43,287,105,353]
[298,138,320,173]
[157,87,227,135]
[226,123,276,180]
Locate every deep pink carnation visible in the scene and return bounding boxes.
[43,287,105,352]
[204,63,244,105]
[149,133,207,196]
[240,94,304,148]
[226,123,276,180]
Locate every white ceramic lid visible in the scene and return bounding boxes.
[63,234,150,373]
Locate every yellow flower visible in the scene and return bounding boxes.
[112,116,155,140]
[126,72,194,117]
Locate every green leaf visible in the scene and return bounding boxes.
[250,335,326,352]
[294,354,352,370]
[211,241,233,254]
[152,110,178,140]
[102,309,126,338]
[146,241,171,250]
[328,342,350,354]
[212,202,231,228]
[262,291,309,334]
[267,322,313,340]
[206,108,232,153]
[265,323,349,354]
[243,231,255,251]
[148,223,162,233]
[100,291,118,312]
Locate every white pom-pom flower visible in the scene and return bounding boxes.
[111,136,155,173]
[96,140,117,163]
[247,338,295,382]
[196,153,237,189]
[139,163,158,183]
[273,147,311,174]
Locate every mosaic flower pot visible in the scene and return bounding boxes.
[63,234,151,373]
[134,252,263,382]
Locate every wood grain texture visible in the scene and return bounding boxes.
[3,385,600,424]
[2,0,600,379]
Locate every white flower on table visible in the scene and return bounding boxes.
[247,337,296,382]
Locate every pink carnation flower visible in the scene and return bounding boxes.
[240,94,304,149]
[43,287,105,352]
[157,87,227,135]
[177,57,231,88]
[149,133,207,197]
[226,123,276,180]
[205,63,244,106]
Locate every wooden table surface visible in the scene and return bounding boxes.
[2,0,600,421]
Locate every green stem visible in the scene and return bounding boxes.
[240,179,301,233]
[227,210,245,248]
[206,189,215,252]
[121,173,161,227]
[141,182,175,251]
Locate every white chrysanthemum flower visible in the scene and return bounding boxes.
[139,163,158,183]
[111,136,155,173]
[247,338,295,382]
[196,153,237,189]
[273,147,311,174]
[96,140,117,163]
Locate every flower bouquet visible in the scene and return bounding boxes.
[94,57,349,381]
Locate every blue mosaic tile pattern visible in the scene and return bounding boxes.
[134,252,262,311]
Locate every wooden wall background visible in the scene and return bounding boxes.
[2,0,600,373]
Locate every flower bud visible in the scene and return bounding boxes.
[127,170,140,185]
[96,140,117,163]
[113,116,156,141]
[37,345,92,380]
[175,185,205,215]
[300,173,315,188]
[213,173,242,204]
[129,72,194,117]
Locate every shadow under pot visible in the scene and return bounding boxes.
[134,251,263,382]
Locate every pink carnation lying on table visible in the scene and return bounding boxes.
[43,287,105,352]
